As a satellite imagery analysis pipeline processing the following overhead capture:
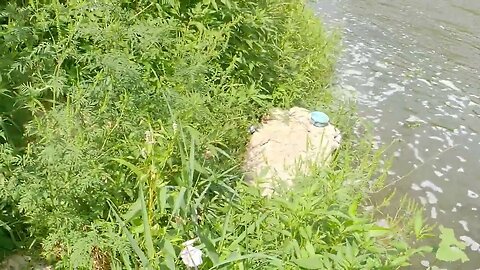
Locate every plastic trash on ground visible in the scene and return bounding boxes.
[180,238,203,268]
[244,107,342,196]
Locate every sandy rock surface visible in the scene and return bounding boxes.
[245,107,341,196]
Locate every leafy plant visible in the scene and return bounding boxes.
[0,0,443,269]
[435,226,469,263]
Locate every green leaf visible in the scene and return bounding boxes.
[415,245,434,253]
[344,241,357,263]
[392,240,410,251]
[172,187,186,217]
[299,226,309,240]
[436,246,469,263]
[436,226,469,263]
[110,203,150,269]
[390,255,410,266]
[122,197,142,222]
[413,210,423,238]
[293,255,324,269]
[163,239,176,257]
[438,226,464,247]
[198,230,220,264]
[194,159,208,175]
[220,0,232,9]
[189,21,205,32]
[210,0,218,10]
[162,239,176,270]
[158,186,168,215]
[348,200,358,217]
[139,186,155,260]
[188,138,196,186]
[367,225,391,237]
[111,158,144,179]
[305,242,316,256]
[119,250,133,270]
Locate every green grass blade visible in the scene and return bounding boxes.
[172,187,187,217]
[111,158,144,178]
[139,186,155,261]
[122,197,142,222]
[119,250,133,270]
[159,186,168,215]
[109,202,150,268]
[188,137,195,187]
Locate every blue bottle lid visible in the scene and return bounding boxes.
[310,111,329,127]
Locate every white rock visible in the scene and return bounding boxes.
[245,107,341,196]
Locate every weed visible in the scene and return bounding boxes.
[0,0,450,269]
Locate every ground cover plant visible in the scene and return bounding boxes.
[0,0,461,269]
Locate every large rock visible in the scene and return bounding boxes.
[245,107,341,196]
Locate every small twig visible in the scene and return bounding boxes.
[130,2,154,20]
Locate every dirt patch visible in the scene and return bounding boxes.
[245,107,341,196]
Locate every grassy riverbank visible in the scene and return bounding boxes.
[1,0,433,268]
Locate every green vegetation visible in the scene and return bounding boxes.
[0,0,463,269]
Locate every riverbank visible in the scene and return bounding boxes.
[1,0,431,268]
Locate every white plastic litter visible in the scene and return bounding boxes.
[180,238,203,268]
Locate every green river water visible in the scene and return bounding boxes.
[315,0,480,268]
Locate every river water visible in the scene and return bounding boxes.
[314,0,480,268]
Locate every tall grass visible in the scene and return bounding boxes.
[0,0,436,269]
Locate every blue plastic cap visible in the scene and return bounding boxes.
[310,111,329,127]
